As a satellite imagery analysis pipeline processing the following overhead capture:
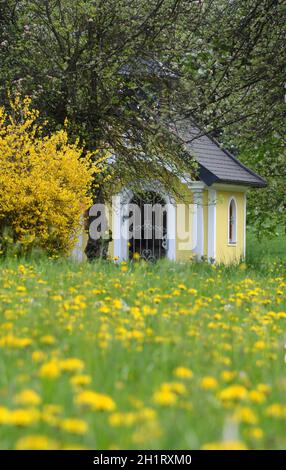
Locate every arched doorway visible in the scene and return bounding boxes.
[113,183,176,261]
[128,191,167,261]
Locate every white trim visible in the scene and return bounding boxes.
[190,185,204,259]
[112,194,123,260]
[228,197,237,245]
[243,192,247,259]
[71,216,86,262]
[207,189,216,261]
[113,181,176,261]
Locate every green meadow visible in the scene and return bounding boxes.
[0,233,285,450]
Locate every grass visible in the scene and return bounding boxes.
[246,227,286,264]
[0,234,286,450]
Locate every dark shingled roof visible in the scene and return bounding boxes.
[172,120,267,188]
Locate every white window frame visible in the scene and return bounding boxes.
[228,197,237,245]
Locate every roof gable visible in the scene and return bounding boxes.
[173,120,267,188]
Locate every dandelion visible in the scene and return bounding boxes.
[59,358,85,373]
[15,435,58,450]
[9,408,40,426]
[14,389,41,407]
[40,335,56,345]
[39,360,61,379]
[70,374,92,387]
[60,418,88,435]
[173,367,193,379]
[153,390,177,406]
[202,441,247,450]
[75,390,116,411]
[200,376,218,390]
[232,407,258,424]
[218,385,248,402]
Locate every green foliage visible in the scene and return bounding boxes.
[1,0,285,195]
[228,133,286,240]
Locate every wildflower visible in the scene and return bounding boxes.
[232,407,258,424]
[32,350,45,362]
[15,435,58,450]
[14,389,41,407]
[173,367,193,379]
[202,441,247,450]
[109,412,137,427]
[0,335,32,348]
[42,404,62,426]
[59,358,85,373]
[70,374,92,387]
[218,385,248,402]
[265,404,286,419]
[0,407,11,425]
[200,376,218,390]
[153,390,177,406]
[9,408,40,426]
[161,382,186,395]
[257,383,271,394]
[220,370,235,382]
[248,390,266,404]
[39,360,61,379]
[40,335,56,345]
[248,427,264,440]
[60,418,88,435]
[75,390,116,411]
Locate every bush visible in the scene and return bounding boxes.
[0,95,102,256]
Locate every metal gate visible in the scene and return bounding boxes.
[128,191,167,261]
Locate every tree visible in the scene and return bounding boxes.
[0,95,102,256]
[233,134,286,239]
[1,0,285,240]
[1,1,285,183]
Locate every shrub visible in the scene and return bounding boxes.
[0,95,103,256]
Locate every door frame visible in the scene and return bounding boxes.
[113,181,176,261]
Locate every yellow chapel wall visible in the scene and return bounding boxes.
[215,190,246,264]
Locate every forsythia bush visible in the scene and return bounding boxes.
[0,96,102,256]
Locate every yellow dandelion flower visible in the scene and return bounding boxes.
[220,370,235,382]
[0,407,11,425]
[14,389,41,407]
[70,374,92,387]
[265,403,286,418]
[202,441,247,450]
[248,427,264,440]
[233,407,258,424]
[248,390,266,404]
[40,335,56,345]
[173,367,193,379]
[32,350,45,362]
[153,390,177,406]
[200,376,218,390]
[15,435,58,450]
[59,358,85,373]
[60,418,88,435]
[254,340,266,350]
[75,390,116,411]
[39,360,61,379]
[218,385,248,402]
[9,408,40,426]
